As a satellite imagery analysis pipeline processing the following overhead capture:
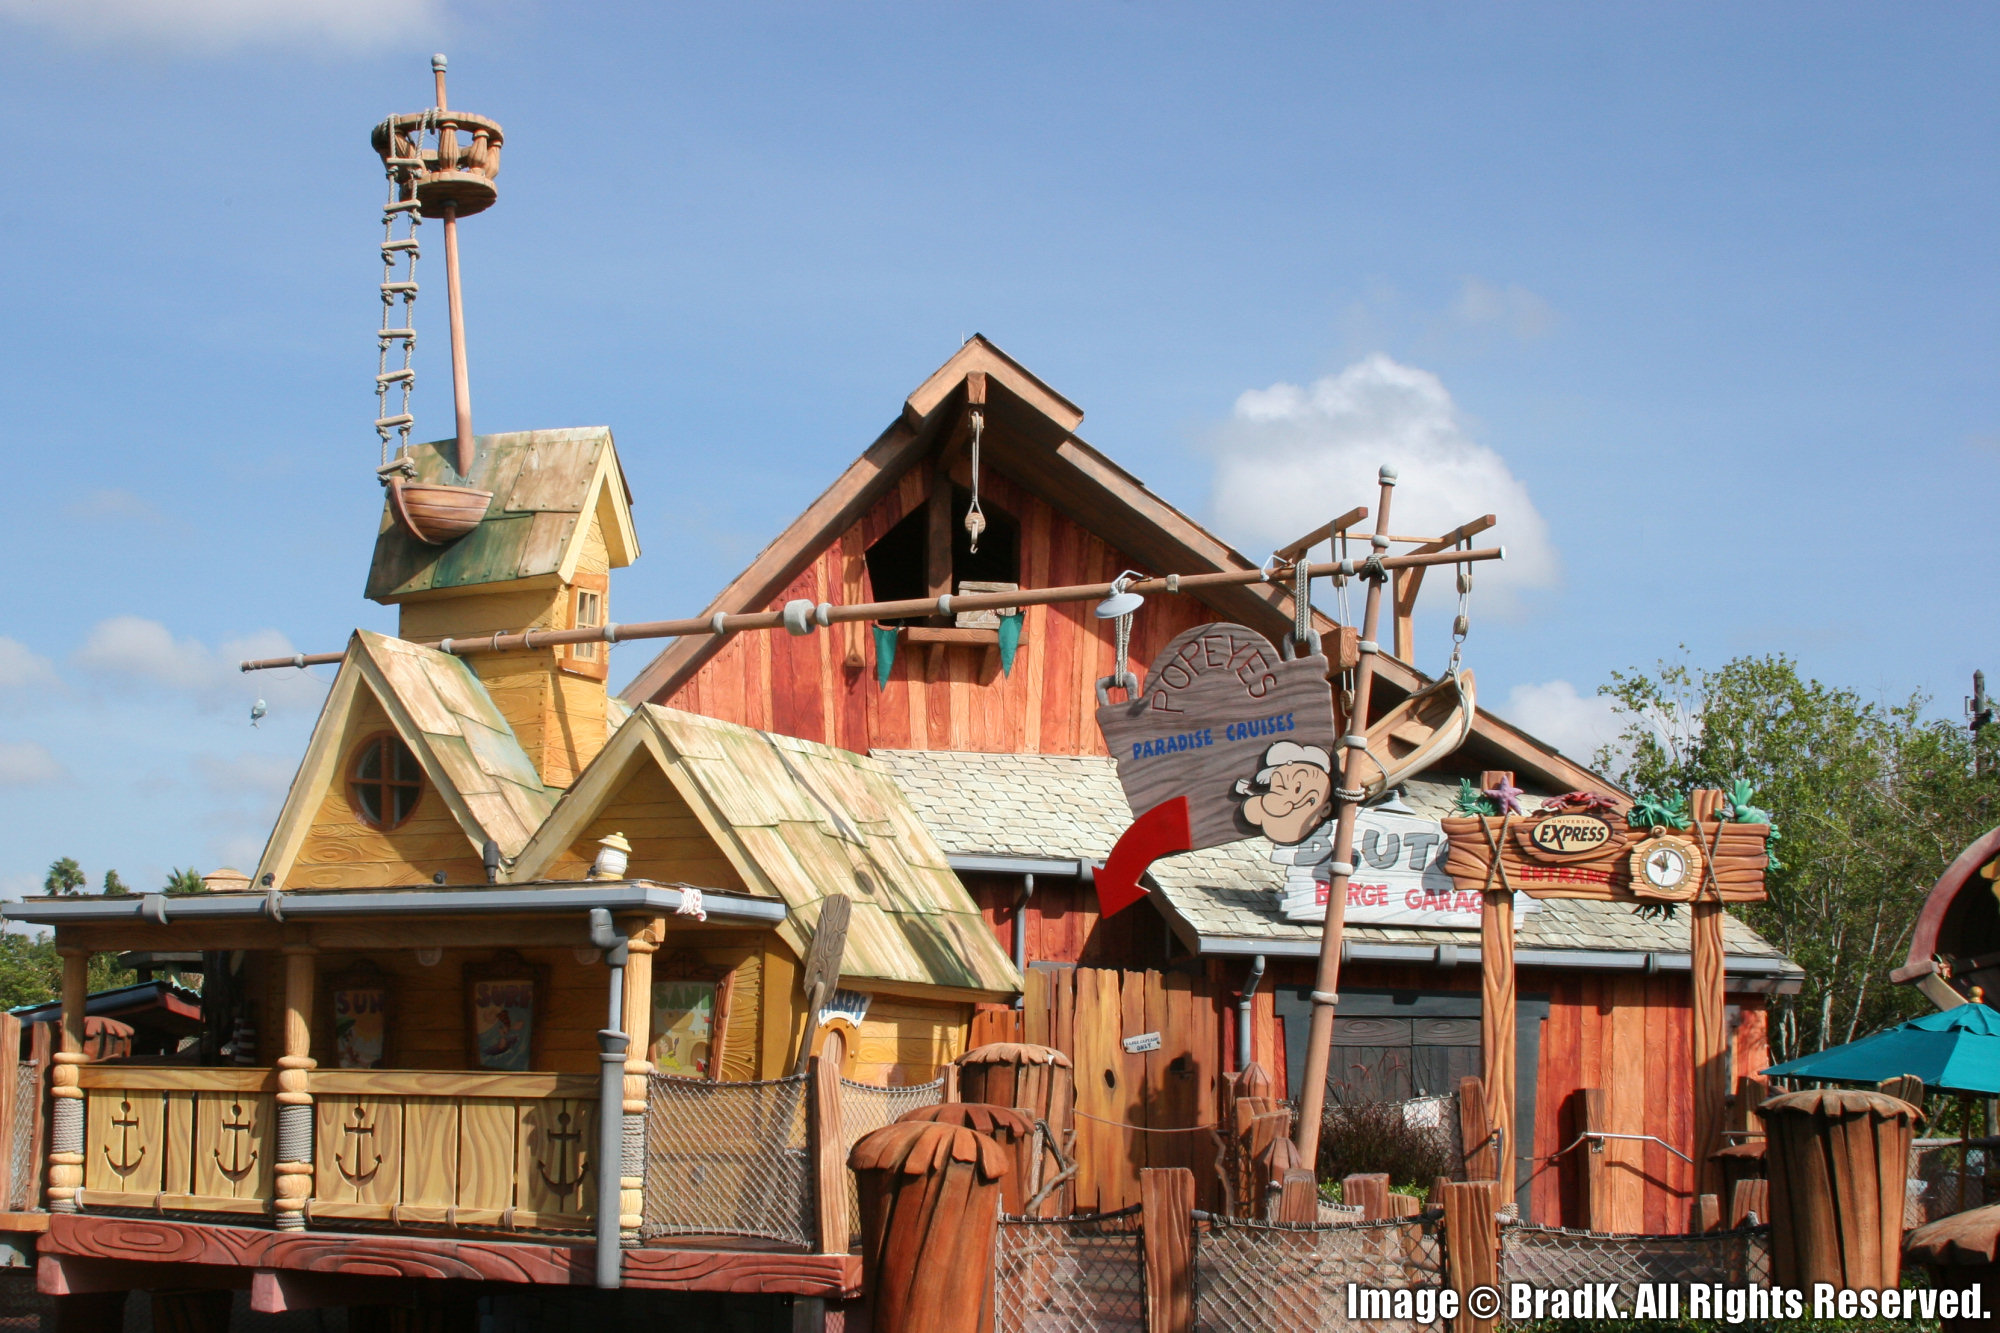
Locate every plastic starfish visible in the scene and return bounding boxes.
[1483,777,1525,815]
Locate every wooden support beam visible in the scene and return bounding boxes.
[1690,788,1730,1205]
[812,1028,850,1255]
[1458,1075,1494,1182]
[1693,1193,1721,1234]
[1391,514,1497,661]
[1274,1169,1318,1225]
[1477,770,1518,1205]
[273,944,315,1233]
[621,929,659,1247]
[1140,1168,1195,1333]
[1273,507,1369,563]
[1578,1088,1607,1231]
[46,949,88,1215]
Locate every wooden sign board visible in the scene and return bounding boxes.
[1439,811,1769,903]
[1096,623,1337,853]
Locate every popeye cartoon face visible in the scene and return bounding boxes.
[1235,741,1334,846]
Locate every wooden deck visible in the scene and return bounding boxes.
[37,1213,861,1298]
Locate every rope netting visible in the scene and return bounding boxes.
[1195,1215,1445,1333]
[839,1076,945,1246]
[6,1063,35,1212]
[994,1206,1147,1333]
[643,1073,813,1248]
[1497,1223,1773,1319]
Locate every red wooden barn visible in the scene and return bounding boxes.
[623,337,1803,1230]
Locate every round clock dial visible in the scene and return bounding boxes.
[1645,847,1689,888]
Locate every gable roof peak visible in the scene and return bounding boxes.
[902,334,1084,434]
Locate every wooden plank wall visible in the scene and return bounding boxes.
[665,468,1218,755]
[959,872,1176,973]
[1530,974,1769,1231]
[845,997,971,1087]
[540,760,751,891]
[1022,966,1222,1213]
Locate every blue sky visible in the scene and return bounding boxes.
[0,2,1992,898]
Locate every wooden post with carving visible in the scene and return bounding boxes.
[619,925,658,1246]
[1141,1167,1195,1333]
[46,948,87,1214]
[273,943,316,1231]
[1577,1088,1607,1230]
[813,1026,850,1255]
[1442,1179,1499,1333]
[1477,771,1517,1206]
[1689,788,1730,1206]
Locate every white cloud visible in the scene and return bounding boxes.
[0,638,59,697]
[1209,354,1560,611]
[71,616,327,714]
[1501,680,1624,764]
[0,0,447,51]
[0,740,63,787]
[1449,278,1557,341]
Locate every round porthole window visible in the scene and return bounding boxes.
[348,732,423,830]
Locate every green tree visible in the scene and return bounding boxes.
[43,858,83,896]
[101,870,131,897]
[1599,653,1999,1062]
[164,868,207,896]
[0,935,133,1009]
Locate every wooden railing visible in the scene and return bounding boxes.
[309,1070,598,1232]
[72,1067,599,1233]
[78,1067,278,1217]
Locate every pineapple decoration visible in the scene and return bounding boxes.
[369,55,505,545]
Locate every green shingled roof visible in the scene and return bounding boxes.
[365,427,638,603]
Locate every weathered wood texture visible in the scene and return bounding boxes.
[289,690,488,889]
[1439,813,1770,903]
[541,760,751,892]
[1021,966,1221,1214]
[850,1121,1006,1333]
[665,466,1221,755]
[1441,1180,1499,1333]
[811,1028,849,1253]
[1141,1168,1196,1333]
[962,873,1175,973]
[1759,1089,1917,1290]
[1480,885,1515,1200]
[1691,899,1729,1203]
[1531,971,1771,1232]
[39,1211,860,1295]
[1342,1173,1390,1220]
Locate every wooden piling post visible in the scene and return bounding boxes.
[812,1027,851,1255]
[850,1118,1008,1333]
[1478,773,1518,1205]
[1458,1075,1494,1182]
[1759,1088,1919,1289]
[1690,789,1730,1205]
[1343,1172,1391,1220]
[1442,1180,1499,1333]
[1141,1168,1195,1333]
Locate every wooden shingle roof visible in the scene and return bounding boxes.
[366,427,638,603]
[513,707,1022,999]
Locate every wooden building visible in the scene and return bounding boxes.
[0,424,1015,1321]
[623,336,1804,1230]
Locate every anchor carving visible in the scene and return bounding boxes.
[534,1106,588,1203]
[335,1103,383,1187]
[213,1100,260,1182]
[103,1098,147,1178]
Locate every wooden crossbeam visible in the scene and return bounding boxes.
[1391,514,1497,661]
[1272,507,1369,563]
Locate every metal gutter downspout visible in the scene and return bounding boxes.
[587,909,629,1290]
[1012,874,1034,1010]
[1236,955,1266,1073]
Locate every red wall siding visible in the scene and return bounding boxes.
[666,468,1219,754]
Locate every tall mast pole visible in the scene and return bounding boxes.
[1292,465,1398,1169]
[433,54,476,478]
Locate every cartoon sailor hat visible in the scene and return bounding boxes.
[1255,740,1332,783]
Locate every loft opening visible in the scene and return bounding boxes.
[864,485,1018,626]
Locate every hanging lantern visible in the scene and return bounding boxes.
[588,831,632,881]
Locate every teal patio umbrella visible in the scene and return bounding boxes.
[1765,1003,2000,1097]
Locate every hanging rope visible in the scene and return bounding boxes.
[963,408,986,553]
[1448,535,1473,674]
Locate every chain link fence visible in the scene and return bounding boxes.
[1907,1138,1994,1226]
[7,1063,37,1212]
[994,1206,1146,1333]
[839,1076,945,1247]
[1498,1222,1773,1320]
[1195,1215,1446,1333]
[643,1073,813,1248]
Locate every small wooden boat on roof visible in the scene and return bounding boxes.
[1358,667,1475,799]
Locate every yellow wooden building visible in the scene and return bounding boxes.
[0,426,1017,1314]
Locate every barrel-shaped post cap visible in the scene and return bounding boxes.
[432,53,448,71]
[1379,464,1399,483]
